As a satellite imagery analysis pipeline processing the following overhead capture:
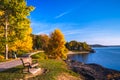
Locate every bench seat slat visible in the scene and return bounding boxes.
[31,63,39,68]
[20,57,40,74]
[29,68,41,74]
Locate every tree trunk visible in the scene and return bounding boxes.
[5,44,8,60]
[5,17,8,60]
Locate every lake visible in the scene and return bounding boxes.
[68,47,120,71]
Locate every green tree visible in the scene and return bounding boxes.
[69,40,79,50]
[81,42,91,51]
[31,34,36,49]
[0,0,34,59]
[35,35,42,50]
[39,34,49,50]
[46,29,68,59]
[32,34,49,50]
[65,41,92,51]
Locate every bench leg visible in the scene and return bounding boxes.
[22,67,30,73]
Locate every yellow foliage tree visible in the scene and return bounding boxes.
[9,27,33,52]
[46,29,68,59]
[0,0,34,59]
[0,10,4,16]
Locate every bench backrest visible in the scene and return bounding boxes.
[20,57,32,67]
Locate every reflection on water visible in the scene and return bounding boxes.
[68,53,90,63]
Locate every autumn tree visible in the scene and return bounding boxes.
[9,28,33,52]
[69,40,79,50]
[45,29,68,59]
[39,34,49,50]
[65,41,92,52]
[0,0,34,59]
[81,42,91,51]
[33,35,42,50]
[32,34,49,50]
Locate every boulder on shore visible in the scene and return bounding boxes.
[65,60,120,80]
[89,49,95,53]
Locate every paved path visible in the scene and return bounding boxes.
[21,51,44,57]
[0,51,43,72]
[0,58,22,72]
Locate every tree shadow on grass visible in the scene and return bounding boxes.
[0,66,23,73]
[0,66,25,80]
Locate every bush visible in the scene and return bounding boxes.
[31,52,48,60]
[0,55,5,61]
[16,50,28,57]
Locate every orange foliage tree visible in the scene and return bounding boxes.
[45,29,68,59]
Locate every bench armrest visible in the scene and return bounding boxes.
[31,63,39,68]
[24,62,31,67]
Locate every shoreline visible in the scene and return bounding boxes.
[67,51,90,55]
[65,59,120,80]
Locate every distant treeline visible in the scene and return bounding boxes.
[90,44,108,47]
[32,34,93,52]
[65,40,94,52]
[32,34,92,51]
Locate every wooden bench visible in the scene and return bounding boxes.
[20,57,41,74]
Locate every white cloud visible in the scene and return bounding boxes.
[31,22,81,34]
[31,22,65,34]
[87,37,120,45]
[63,30,83,35]
[31,21,120,45]
[55,11,70,19]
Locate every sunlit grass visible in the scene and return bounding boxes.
[0,66,25,80]
[0,59,80,80]
[29,59,79,80]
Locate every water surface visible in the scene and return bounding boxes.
[69,47,120,71]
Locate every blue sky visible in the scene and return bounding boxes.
[27,0,120,45]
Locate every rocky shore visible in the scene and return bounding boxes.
[65,59,120,80]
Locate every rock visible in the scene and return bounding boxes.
[65,60,120,80]
[89,49,95,53]
[57,73,83,80]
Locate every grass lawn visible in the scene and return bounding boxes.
[0,59,83,80]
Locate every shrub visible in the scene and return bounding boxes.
[16,50,28,57]
[31,52,48,60]
[0,55,5,61]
